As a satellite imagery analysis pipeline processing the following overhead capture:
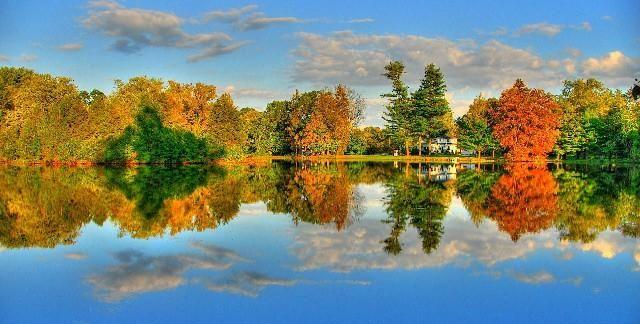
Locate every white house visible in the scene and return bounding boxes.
[427,137,458,154]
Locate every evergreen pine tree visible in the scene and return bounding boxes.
[411,63,454,155]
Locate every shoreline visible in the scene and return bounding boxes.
[1,155,638,167]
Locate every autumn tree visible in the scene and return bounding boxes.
[164,81,217,136]
[0,70,92,162]
[287,90,321,155]
[300,85,360,155]
[490,79,561,161]
[207,93,244,156]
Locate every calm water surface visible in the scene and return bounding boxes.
[0,162,638,323]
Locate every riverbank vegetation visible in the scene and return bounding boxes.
[0,65,638,163]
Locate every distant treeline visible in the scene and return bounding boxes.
[1,65,639,163]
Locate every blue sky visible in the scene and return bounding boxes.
[0,0,639,125]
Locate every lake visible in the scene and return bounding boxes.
[0,161,638,323]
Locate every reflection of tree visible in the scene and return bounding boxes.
[266,162,363,231]
[553,168,616,242]
[485,164,558,241]
[382,164,453,254]
[105,165,239,238]
[2,161,638,249]
[0,167,132,248]
[105,166,214,219]
[553,165,640,242]
[456,166,501,226]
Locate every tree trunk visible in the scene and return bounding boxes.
[418,136,423,156]
[405,140,410,156]
[477,150,481,160]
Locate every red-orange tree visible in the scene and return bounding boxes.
[491,79,561,161]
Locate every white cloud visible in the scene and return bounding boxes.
[83,1,245,61]
[238,15,302,31]
[292,31,569,92]
[88,0,121,10]
[576,21,592,31]
[186,41,249,63]
[58,43,84,51]
[0,55,9,62]
[203,5,302,31]
[292,30,639,102]
[582,50,638,76]
[515,22,564,37]
[348,18,374,23]
[20,54,38,62]
[202,5,258,23]
[566,48,582,58]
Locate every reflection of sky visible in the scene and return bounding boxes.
[0,185,638,323]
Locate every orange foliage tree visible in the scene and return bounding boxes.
[300,85,359,155]
[490,79,561,161]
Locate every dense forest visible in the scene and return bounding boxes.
[0,65,638,163]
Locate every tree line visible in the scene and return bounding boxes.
[382,60,640,161]
[1,65,639,163]
[0,67,364,163]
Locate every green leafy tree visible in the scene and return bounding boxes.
[104,105,213,163]
[456,95,500,158]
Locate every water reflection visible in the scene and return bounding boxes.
[0,162,638,249]
[1,162,639,323]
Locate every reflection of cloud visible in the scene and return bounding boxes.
[58,43,83,51]
[510,270,555,284]
[65,253,87,260]
[578,233,625,259]
[292,213,544,273]
[293,195,640,274]
[205,272,296,297]
[87,243,243,302]
[508,270,582,286]
[87,242,316,301]
[191,241,248,262]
